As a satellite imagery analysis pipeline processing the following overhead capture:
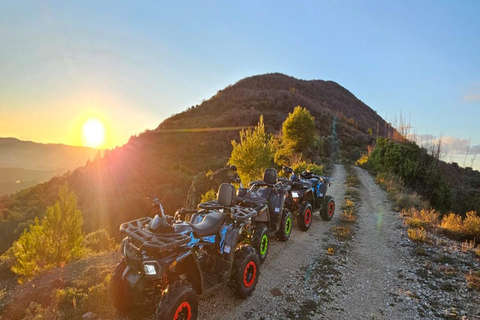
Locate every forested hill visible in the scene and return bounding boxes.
[160,73,388,135]
[0,73,389,254]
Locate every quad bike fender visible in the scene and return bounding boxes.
[222,224,241,261]
[122,265,146,304]
[175,253,204,295]
[302,189,315,209]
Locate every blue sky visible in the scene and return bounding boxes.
[1,1,479,168]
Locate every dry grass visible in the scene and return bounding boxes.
[439,211,480,240]
[407,227,428,243]
[441,213,463,233]
[375,172,428,211]
[464,211,480,237]
[333,226,353,241]
[466,270,480,291]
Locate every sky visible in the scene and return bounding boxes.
[1,1,479,168]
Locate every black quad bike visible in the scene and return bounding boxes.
[278,167,316,232]
[234,168,293,263]
[110,183,261,320]
[283,166,336,222]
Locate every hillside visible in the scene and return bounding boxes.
[0,168,62,196]
[0,73,390,254]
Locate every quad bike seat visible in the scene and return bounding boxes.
[190,183,236,237]
[190,210,227,237]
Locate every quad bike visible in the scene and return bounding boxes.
[235,168,293,263]
[282,166,335,221]
[278,167,316,231]
[111,183,260,320]
[190,167,292,265]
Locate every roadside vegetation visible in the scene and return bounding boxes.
[357,137,480,296]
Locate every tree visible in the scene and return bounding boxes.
[10,184,85,281]
[282,106,316,151]
[229,116,274,183]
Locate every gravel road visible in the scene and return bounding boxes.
[198,164,347,320]
[320,166,418,319]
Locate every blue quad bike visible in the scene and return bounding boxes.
[189,167,293,265]
[110,183,261,320]
[282,166,335,224]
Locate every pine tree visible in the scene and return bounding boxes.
[282,106,316,151]
[229,116,274,183]
[10,184,85,281]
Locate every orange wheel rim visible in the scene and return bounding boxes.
[243,261,256,287]
[174,301,192,320]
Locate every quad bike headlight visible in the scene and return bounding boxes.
[291,191,300,198]
[143,264,157,276]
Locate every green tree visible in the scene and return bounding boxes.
[230,116,274,183]
[282,106,316,151]
[11,184,85,281]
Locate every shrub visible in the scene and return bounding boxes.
[463,211,480,238]
[56,287,87,312]
[407,227,428,243]
[292,161,323,175]
[10,184,85,282]
[200,189,217,203]
[355,154,369,167]
[83,229,114,253]
[441,213,463,233]
[230,116,274,184]
[282,106,316,151]
[466,271,480,291]
[23,302,58,320]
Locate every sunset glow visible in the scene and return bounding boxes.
[82,118,106,148]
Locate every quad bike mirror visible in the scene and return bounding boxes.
[230,164,238,172]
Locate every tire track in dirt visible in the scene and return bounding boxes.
[198,164,347,320]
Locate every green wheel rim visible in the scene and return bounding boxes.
[260,234,268,256]
[285,217,292,235]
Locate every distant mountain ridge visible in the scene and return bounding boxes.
[0,138,100,171]
[0,138,102,196]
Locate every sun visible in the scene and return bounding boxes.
[82,118,106,148]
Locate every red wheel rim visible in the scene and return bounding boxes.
[328,202,335,217]
[243,261,256,288]
[174,301,192,320]
[304,208,312,225]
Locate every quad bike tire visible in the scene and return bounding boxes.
[252,224,269,264]
[231,245,260,298]
[155,280,198,320]
[110,259,133,314]
[297,202,313,231]
[276,209,293,241]
[321,195,335,221]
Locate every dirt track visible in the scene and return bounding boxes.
[199,164,418,319]
[198,164,348,320]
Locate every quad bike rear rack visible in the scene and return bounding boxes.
[120,217,190,253]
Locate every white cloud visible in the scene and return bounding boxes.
[463,94,480,102]
[470,145,480,154]
[463,82,480,103]
[408,134,477,154]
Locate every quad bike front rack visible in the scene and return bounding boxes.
[120,217,190,253]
